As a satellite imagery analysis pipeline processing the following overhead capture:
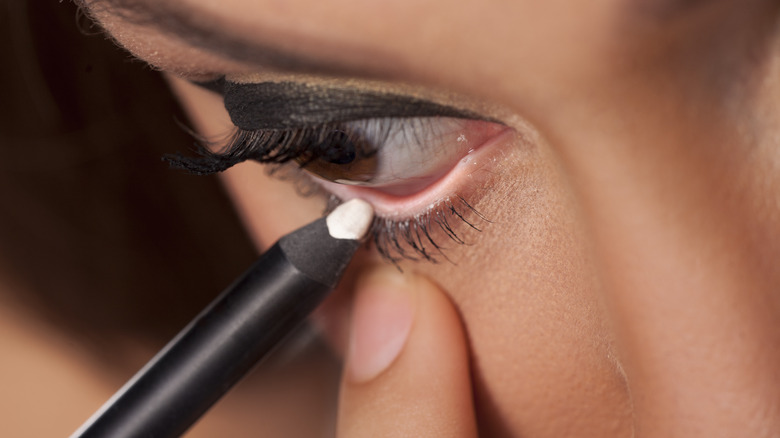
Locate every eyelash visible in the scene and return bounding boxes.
[165,121,489,264]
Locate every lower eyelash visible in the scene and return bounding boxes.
[254,162,491,265]
[325,192,490,265]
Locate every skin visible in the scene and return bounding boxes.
[79,0,780,436]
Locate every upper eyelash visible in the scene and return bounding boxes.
[165,122,490,264]
[163,123,362,175]
[164,118,446,175]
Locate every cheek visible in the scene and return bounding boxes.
[406,137,633,435]
[219,163,326,249]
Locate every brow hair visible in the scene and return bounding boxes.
[74,0,158,23]
[72,0,393,78]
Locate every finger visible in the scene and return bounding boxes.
[337,266,477,438]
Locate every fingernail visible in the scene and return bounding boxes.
[346,268,415,383]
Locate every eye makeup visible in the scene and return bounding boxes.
[198,78,494,129]
[175,78,510,262]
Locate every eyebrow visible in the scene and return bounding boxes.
[79,0,386,77]
[80,0,498,127]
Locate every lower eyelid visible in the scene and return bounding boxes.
[314,126,515,218]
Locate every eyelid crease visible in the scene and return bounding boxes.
[193,77,227,94]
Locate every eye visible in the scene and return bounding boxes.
[296,118,506,197]
[167,79,512,263]
[294,128,378,184]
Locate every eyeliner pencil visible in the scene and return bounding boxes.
[72,199,374,438]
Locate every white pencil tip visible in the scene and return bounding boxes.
[326,199,374,240]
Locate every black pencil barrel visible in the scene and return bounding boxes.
[73,216,360,438]
[74,244,324,437]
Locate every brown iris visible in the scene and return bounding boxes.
[296,129,378,184]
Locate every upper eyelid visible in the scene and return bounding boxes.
[191,77,498,130]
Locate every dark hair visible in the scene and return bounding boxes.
[0,0,255,370]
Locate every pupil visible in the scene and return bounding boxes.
[321,130,357,165]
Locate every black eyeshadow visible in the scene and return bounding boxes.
[195,78,489,130]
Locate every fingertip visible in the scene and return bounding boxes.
[346,267,415,383]
[338,267,477,438]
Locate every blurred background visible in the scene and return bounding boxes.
[0,0,256,366]
[0,1,338,436]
